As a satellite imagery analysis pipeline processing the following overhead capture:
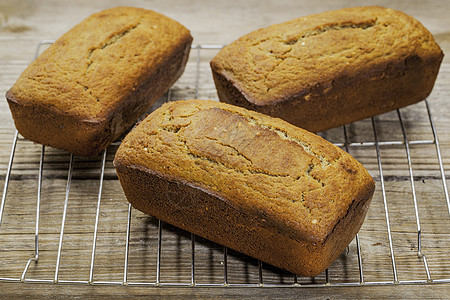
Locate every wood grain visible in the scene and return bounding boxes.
[1,0,450,297]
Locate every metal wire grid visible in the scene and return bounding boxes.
[0,41,449,287]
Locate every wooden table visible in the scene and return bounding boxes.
[1,0,449,298]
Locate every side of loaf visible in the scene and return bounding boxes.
[114,99,375,276]
[6,6,193,156]
[210,6,443,132]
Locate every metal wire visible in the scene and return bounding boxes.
[0,42,449,288]
[342,125,365,284]
[191,233,196,286]
[223,246,229,286]
[371,117,399,283]
[54,154,75,283]
[397,110,432,282]
[20,146,45,282]
[0,130,18,227]
[425,99,450,216]
[89,149,108,284]
[123,203,132,285]
[156,220,163,286]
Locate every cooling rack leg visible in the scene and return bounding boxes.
[371,117,399,283]
[355,234,364,284]
[54,154,75,283]
[156,219,162,286]
[0,130,18,228]
[190,232,196,286]
[342,124,365,284]
[425,99,450,216]
[88,149,108,284]
[21,145,45,282]
[258,260,263,286]
[123,203,132,285]
[223,246,229,286]
[397,109,432,282]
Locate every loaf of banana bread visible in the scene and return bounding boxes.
[114,99,375,276]
[6,7,192,156]
[210,6,443,132]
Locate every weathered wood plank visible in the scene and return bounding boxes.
[1,0,450,297]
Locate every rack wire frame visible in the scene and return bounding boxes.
[0,41,449,288]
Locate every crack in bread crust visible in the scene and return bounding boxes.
[86,17,143,72]
[261,20,378,92]
[160,106,336,181]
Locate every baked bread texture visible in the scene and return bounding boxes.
[114,99,375,276]
[6,7,192,156]
[210,6,443,132]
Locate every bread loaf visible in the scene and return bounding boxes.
[6,7,192,156]
[210,6,443,132]
[114,99,375,276]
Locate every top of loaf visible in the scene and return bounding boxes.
[6,7,192,121]
[210,6,443,105]
[115,100,375,244]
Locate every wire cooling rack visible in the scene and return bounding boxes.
[0,41,449,288]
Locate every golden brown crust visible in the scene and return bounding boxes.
[210,6,443,132]
[114,99,375,276]
[6,7,193,156]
